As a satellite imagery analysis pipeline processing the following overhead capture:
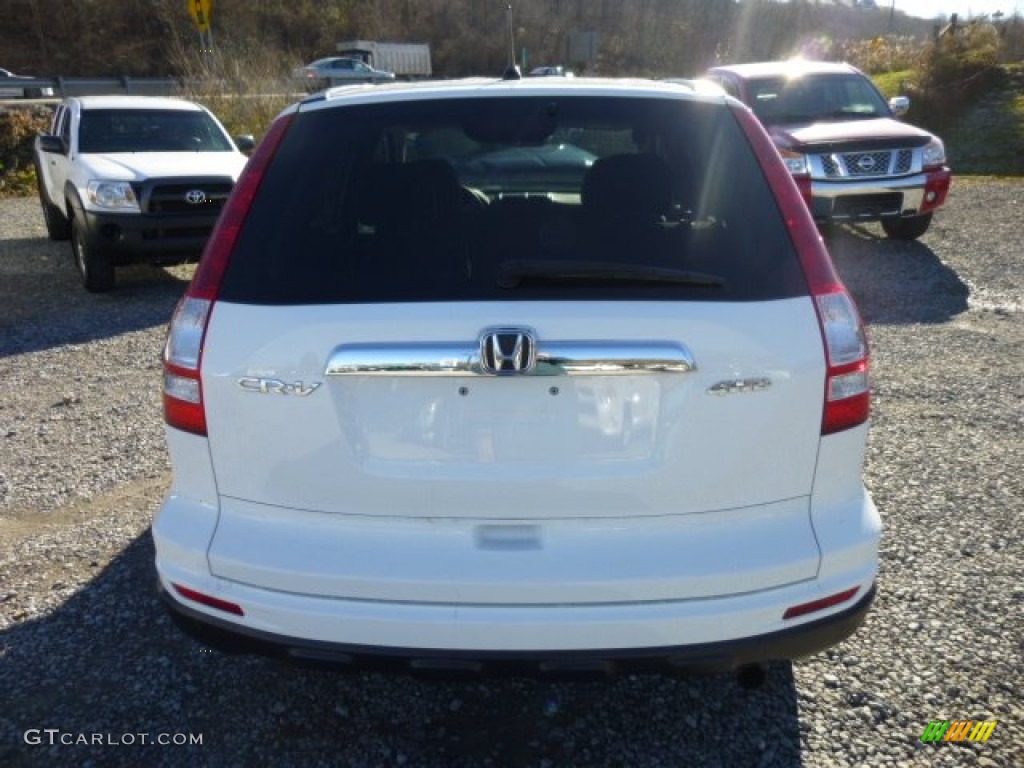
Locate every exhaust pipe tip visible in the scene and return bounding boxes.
[736,663,767,690]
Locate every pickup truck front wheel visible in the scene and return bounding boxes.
[881,213,932,240]
[71,217,115,292]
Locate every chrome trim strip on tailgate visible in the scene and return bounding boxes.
[324,341,696,377]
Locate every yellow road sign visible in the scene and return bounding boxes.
[187,0,213,33]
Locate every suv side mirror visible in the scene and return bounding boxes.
[37,133,66,155]
[889,96,910,117]
[235,134,256,153]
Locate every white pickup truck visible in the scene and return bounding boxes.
[34,95,252,291]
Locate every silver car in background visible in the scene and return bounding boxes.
[292,57,396,91]
[0,67,54,98]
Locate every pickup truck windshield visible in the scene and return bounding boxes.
[78,109,234,153]
[748,74,890,125]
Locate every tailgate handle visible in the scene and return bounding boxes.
[325,341,696,377]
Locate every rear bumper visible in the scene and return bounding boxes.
[154,427,880,672]
[159,579,876,676]
[810,167,951,222]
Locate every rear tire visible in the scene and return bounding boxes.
[881,213,932,240]
[41,197,71,241]
[35,169,70,240]
[71,216,115,292]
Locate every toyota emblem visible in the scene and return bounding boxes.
[184,189,207,205]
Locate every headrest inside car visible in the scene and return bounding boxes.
[581,153,672,221]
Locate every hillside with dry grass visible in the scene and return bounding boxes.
[0,0,947,79]
[1,0,1022,195]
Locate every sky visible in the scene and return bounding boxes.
[888,0,1023,19]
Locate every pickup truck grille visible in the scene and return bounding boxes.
[819,149,914,178]
[145,182,234,214]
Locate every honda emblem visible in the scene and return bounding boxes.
[479,327,537,374]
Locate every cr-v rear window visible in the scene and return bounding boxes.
[219,96,807,304]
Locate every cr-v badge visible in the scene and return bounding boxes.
[237,377,321,396]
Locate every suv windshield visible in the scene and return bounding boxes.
[78,109,234,153]
[221,95,806,304]
[747,74,890,125]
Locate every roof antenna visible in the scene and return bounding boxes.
[502,3,521,80]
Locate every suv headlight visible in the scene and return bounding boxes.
[922,138,946,169]
[86,180,140,211]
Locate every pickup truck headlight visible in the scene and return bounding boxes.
[778,148,809,176]
[86,180,140,211]
[921,138,946,169]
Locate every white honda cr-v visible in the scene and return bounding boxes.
[156,76,880,677]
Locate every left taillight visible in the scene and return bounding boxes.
[161,111,295,436]
[163,296,213,435]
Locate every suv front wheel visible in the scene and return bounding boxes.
[881,212,932,240]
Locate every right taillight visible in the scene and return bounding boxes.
[732,102,870,435]
[816,291,870,434]
[161,112,294,436]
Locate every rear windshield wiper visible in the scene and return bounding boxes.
[498,259,725,289]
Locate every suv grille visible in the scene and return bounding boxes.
[819,149,914,178]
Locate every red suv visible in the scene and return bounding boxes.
[705,60,951,239]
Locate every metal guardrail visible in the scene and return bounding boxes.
[2,76,179,99]
[54,76,179,97]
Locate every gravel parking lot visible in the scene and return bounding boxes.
[1,181,1021,767]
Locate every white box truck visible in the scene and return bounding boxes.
[336,40,432,79]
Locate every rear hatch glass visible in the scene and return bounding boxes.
[219,95,806,304]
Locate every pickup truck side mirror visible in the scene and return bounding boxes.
[37,133,67,155]
[888,96,910,118]
[235,134,256,153]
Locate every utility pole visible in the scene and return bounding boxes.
[504,3,521,79]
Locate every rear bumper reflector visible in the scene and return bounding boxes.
[172,583,245,616]
[782,586,860,620]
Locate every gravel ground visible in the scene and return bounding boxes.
[0,182,1021,767]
